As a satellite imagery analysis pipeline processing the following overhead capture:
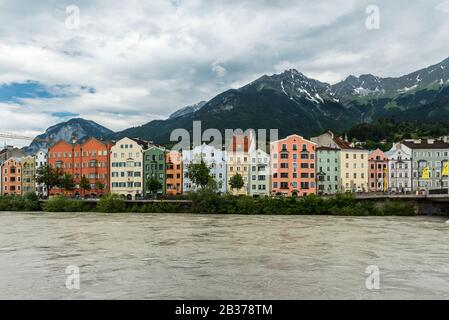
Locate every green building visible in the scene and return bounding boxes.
[143,146,166,197]
[316,147,341,195]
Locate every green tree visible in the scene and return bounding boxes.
[186,160,214,190]
[59,173,75,196]
[146,177,162,199]
[96,181,106,192]
[79,175,91,197]
[35,164,62,196]
[229,173,244,193]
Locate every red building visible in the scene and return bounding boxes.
[368,148,388,192]
[48,138,111,197]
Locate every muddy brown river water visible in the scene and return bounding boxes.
[0,212,448,299]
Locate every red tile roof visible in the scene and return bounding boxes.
[333,136,352,149]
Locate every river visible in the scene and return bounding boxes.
[0,212,448,299]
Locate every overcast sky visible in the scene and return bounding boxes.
[1,0,449,146]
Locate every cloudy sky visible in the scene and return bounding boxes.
[1,0,449,145]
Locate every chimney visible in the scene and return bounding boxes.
[413,139,421,144]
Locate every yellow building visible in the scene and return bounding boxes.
[226,135,250,195]
[339,148,369,192]
[312,131,368,192]
[110,137,147,200]
[21,156,35,194]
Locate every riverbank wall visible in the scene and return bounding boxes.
[2,193,449,216]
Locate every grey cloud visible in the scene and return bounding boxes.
[0,0,448,136]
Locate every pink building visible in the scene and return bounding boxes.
[368,149,388,192]
[270,134,317,197]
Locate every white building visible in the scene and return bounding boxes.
[183,143,227,193]
[110,137,146,200]
[34,149,48,197]
[385,142,412,193]
[248,149,270,197]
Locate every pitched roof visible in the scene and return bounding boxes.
[81,136,112,147]
[5,157,22,163]
[333,136,352,149]
[145,144,166,152]
[402,140,449,149]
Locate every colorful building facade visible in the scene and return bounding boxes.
[165,150,183,195]
[316,147,340,195]
[35,149,48,197]
[48,138,111,197]
[249,149,270,197]
[1,158,22,196]
[143,146,166,197]
[110,137,145,200]
[227,135,250,195]
[270,134,316,197]
[48,140,74,195]
[403,139,449,192]
[21,156,35,194]
[385,142,412,193]
[183,144,227,194]
[79,138,111,197]
[368,149,388,192]
[340,148,369,192]
[312,131,368,192]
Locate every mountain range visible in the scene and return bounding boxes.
[25,118,114,154]
[24,56,449,150]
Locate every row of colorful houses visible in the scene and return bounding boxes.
[2,131,449,198]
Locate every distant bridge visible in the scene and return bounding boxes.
[354,193,449,201]
[353,193,449,215]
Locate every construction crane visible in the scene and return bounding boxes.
[0,132,36,141]
[0,132,48,149]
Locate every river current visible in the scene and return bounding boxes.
[0,212,448,299]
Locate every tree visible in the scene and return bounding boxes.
[79,175,91,197]
[35,165,62,197]
[96,181,106,192]
[229,173,244,193]
[186,160,214,190]
[146,177,162,199]
[59,173,75,196]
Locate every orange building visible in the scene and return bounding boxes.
[1,158,22,196]
[48,138,111,197]
[165,150,182,195]
[368,149,388,192]
[270,134,317,197]
[48,140,75,195]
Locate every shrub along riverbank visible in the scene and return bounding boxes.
[0,192,418,216]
